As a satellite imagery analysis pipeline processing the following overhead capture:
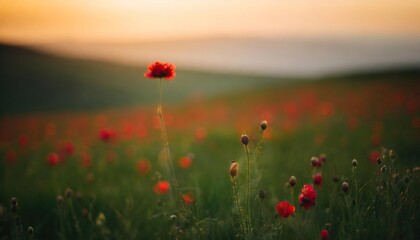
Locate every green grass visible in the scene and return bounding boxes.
[0,44,420,239]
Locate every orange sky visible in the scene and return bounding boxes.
[1,0,420,44]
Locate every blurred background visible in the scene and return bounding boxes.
[1,0,420,113]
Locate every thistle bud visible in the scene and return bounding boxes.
[260,120,268,131]
[289,176,296,187]
[65,188,73,198]
[389,149,395,158]
[352,159,358,167]
[380,165,387,173]
[11,197,18,206]
[56,195,64,204]
[28,226,34,237]
[241,134,249,145]
[229,161,238,178]
[342,181,349,193]
[311,157,318,167]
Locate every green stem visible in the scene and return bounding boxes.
[232,178,246,237]
[157,78,187,211]
[68,199,82,238]
[244,145,253,238]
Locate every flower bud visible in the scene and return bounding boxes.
[311,157,318,167]
[260,120,268,131]
[289,176,296,187]
[11,197,18,207]
[376,157,381,165]
[56,195,64,204]
[389,149,395,158]
[342,181,349,193]
[241,134,249,145]
[332,175,340,183]
[380,165,387,173]
[28,226,34,237]
[229,161,238,178]
[65,188,73,198]
[352,159,358,167]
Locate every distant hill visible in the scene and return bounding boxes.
[0,44,287,115]
[1,44,419,115]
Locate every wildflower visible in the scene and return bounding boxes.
[342,181,349,193]
[182,194,194,205]
[313,173,323,187]
[352,159,358,167]
[96,212,106,226]
[99,129,116,142]
[260,120,268,131]
[276,201,295,218]
[63,141,75,155]
[229,161,238,178]
[136,159,151,175]
[144,61,176,80]
[47,153,60,166]
[241,134,249,145]
[319,153,327,163]
[153,180,170,195]
[28,226,34,237]
[178,155,193,169]
[298,185,317,209]
[320,229,329,240]
[311,156,319,167]
[289,176,297,187]
[65,188,73,198]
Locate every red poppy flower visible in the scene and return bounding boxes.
[182,193,195,205]
[313,173,323,187]
[153,180,170,195]
[298,184,317,209]
[99,129,116,142]
[47,153,60,166]
[178,155,193,169]
[320,229,329,240]
[276,201,295,218]
[144,61,176,80]
[136,159,151,175]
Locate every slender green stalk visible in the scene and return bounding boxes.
[68,199,82,238]
[157,78,187,211]
[244,145,253,238]
[232,178,246,237]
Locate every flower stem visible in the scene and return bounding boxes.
[244,144,253,238]
[68,199,82,238]
[232,177,246,237]
[157,78,187,211]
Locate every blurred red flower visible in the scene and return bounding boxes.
[153,181,170,195]
[178,155,193,169]
[369,150,381,164]
[298,184,317,209]
[47,153,60,166]
[6,150,17,164]
[276,201,295,218]
[320,229,329,240]
[313,173,323,187]
[144,61,176,80]
[182,193,195,205]
[99,129,116,142]
[136,159,151,175]
[81,152,92,168]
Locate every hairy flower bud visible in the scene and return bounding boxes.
[65,188,73,198]
[311,157,318,167]
[229,161,238,178]
[352,159,358,167]
[342,181,349,193]
[241,134,249,145]
[28,226,34,237]
[289,176,297,187]
[260,120,268,131]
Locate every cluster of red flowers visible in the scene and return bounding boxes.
[276,201,295,218]
[299,184,317,209]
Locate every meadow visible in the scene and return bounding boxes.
[1,45,420,239]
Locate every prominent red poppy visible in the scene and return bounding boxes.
[320,229,329,240]
[276,201,295,218]
[298,184,317,209]
[144,61,176,80]
[153,181,170,195]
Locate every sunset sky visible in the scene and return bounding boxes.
[1,0,420,44]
